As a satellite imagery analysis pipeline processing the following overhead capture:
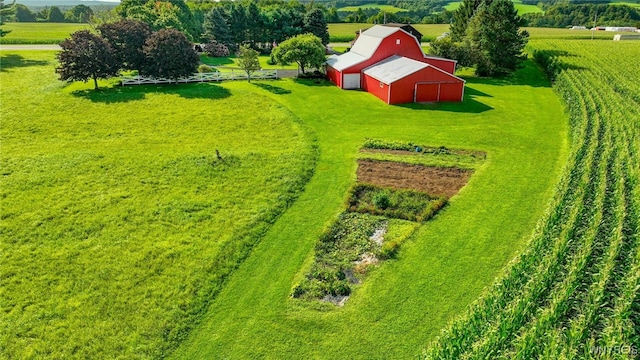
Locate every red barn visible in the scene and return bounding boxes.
[326,25,464,104]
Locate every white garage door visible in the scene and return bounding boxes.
[343,73,361,89]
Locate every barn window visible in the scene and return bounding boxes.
[379,81,384,88]
[396,38,401,45]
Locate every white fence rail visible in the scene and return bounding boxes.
[121,70,278,86]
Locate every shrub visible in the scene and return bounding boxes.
[297,70,326,79]
[378,240,400,260]
[372,191,391,210]
[197,64,216,73]
[362,138,416,151]
[203,41,230,57]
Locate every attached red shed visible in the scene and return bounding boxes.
[362,56,465,104]
[325,25,463,104]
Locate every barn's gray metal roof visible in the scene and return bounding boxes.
[350,26,402,59]
[326,52,367,71]
[363,56,428,84]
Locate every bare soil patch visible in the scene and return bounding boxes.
[356,159,473,197]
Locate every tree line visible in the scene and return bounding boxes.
[9,4,96,23]
[523,3,640,27]
[111,0,331,46]
[56,20,199,90]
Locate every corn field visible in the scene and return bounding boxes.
[424,40,640,359]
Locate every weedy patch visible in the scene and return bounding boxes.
[292,212,386,304]
[347,184,447,222]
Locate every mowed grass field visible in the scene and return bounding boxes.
[170,66,569,357]
[0,22,90,44]
[1,48,569,358]
[0,51,316,358]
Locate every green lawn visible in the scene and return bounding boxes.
[0,51,315,358]
[1,44,569,359]
[171,62,569,357]
[0,22,89,44]
[338,4,405,13]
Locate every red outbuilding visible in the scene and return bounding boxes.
[326,25,464,104]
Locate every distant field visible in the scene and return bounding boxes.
[329,23,450,42]
[328,23,619,43]
[610,1,640,8]
[0,22,89,44]
[444,0,544,15]
[338,4,405,13]
[525,27,625,39]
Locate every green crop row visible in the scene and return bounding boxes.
[423,40,640,358]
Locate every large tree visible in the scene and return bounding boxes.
[98,19,152,71]
[47,6,65,23]
[13,3,35,22]
[450,0,493,41]
[466,0,529,76]
[116,0,198,40]
[303,8,329,45]
[271,33,325,74]
[236,44,261,82]
[139,28,198,80]
[245,1,262,46]
[65,4,93,23]
[56,30,119,90]
[0,0,14,36]
[431,0,527,77]
[202,6,232,47]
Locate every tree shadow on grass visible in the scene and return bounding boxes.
[463,59,552,88]
[0,54,50,72]
[398,89,494,114]
[463,58,584,88]
[200,55,235,67]
[292,78,335,87]
[71,82,231,103]
[252,82,292,95]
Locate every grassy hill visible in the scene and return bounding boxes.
[445,0,544,14]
